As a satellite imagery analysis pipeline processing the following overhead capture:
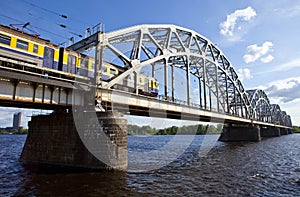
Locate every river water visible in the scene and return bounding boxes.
[0,134,300,196]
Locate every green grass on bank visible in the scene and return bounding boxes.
[293,126,300,133]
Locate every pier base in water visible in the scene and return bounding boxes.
[20,111,128,171]
[280,128,289,135]
[219,124,261,142]
[261,127,281,137]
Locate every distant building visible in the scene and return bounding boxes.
[13,112,21,129]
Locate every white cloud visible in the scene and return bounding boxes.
[261,54,274,63]
[243,41,274,63]
[259,77,300,125]
[237,68,252,82]
[274,5,300,18]
[263,77,300,103]
[273,58,300,72]
[220,6,256,37]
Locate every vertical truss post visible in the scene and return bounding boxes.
[134,71,138,95]
[209,89,212,111]
[186,56,191,106]
[152,64,155,78]
[234,86,237,116]
[241,95,244,118]
[225,74,230,114]
[84,32,101,110]
[199,78,202,109]
[164,60,169,99]
[95,32,103,88]
[171,63,175,101]
[203,61,207,110]
[215,64,219,112]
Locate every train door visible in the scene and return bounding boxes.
[43,47,54,69]
[68,54,76,74]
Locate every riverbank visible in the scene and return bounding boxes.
[293,126,300,133]
[128,124,222,135]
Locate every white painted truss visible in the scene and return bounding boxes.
[101,25,252,117]
[246,90,291,126]
[71,24,292,127]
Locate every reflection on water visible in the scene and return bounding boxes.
[0,134,300,196]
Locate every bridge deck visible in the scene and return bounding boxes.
[98,89,291,129]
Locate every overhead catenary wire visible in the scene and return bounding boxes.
[22,1,88,38]
[22,0,67,19]
[27,11,84,38]
[22,0,92,27]
[1,1,102,45]
[1,5,83,43]
[0,14,68,41]
[0,14,23,24]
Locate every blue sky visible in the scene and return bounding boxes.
[0,0,300,126]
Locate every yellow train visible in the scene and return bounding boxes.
[0,24,158,96]
[0,24,94,80]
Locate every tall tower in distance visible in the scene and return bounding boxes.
[13,112,21,129]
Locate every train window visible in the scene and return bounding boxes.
[16,39,28,50]
[0,34,11,45]
[80,59,88,68]
[33,44,39,53]
[110,68,117,75]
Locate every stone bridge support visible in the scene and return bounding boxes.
[219,124,261,142]
[279,128,289,135]
[20,110,128,170]
[260,126,281,138]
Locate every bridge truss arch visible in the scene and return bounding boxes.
[100,24,252,118]
[247,89,272,122]
[270,104,292,127]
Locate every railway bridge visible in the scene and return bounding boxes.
[0,24,292,170]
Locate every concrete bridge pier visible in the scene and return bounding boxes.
[280,128,289,135]
[260,126,281,138]
[20,110,128,170]
[219,124,261,142]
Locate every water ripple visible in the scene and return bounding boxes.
[0,134,300,196]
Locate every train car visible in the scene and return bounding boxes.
[0,25,57,71]
[101,62,159,96]
[0,24,92,81]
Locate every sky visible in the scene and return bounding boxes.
[0,0,300,127]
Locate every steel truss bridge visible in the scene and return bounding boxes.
[0,24,292,128]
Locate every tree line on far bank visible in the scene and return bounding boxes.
[127,124,223,135]
[293,126,300,133]
[0,128,28,135]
